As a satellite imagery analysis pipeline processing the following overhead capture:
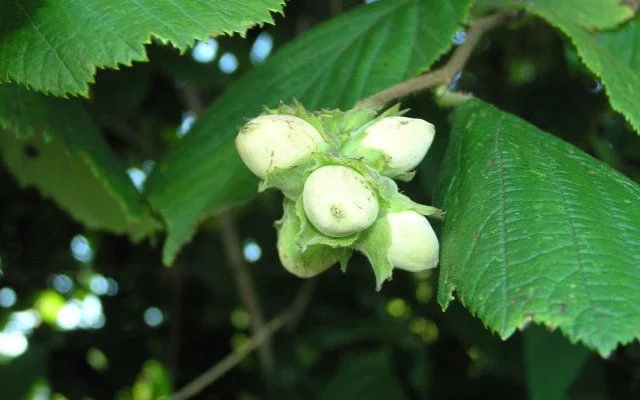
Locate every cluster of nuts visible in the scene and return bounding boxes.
[235,103,441,288]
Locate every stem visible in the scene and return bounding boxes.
[171,314,287,400]
[329,0,343,16]
[219,212,275,378]
[168,265,184,388]
[170,282,315,400]
[176,84,275,384]
[357,11,510,108]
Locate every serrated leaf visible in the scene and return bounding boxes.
[318,350,408,400]
[436,100,640,356]
[0,84,159,240]
[146,0,474,265]
[481,0,634,30]
[0,0,285,97]
[487,0,640,134]
[597,14,640,70]
[524,325,590,400]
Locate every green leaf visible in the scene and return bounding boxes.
[0,0,285,97]
[145,0,474,265]
[597,14,640,71]
[318,350,408,400]
[487,0,640,134]
[436,100,640,356]
[0,84,160,240]
[481,0,634,30]
[524,325,590,400]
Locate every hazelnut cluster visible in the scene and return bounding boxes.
[235,103,441,288]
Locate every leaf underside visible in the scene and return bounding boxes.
[437,99,640,356]
[0,84,159,240]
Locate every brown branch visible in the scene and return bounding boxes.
[178,84,205,114]
[167,265,184,388]
[357,11,511,108]
[170,281,315,400]
[329,0,343,16]
[176,84,274,382]
[219,212,275,378]
[97,113,158,157]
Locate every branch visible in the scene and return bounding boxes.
[219,212,275,377]
[167,265,184,388]
[357,11,510,108]
[329,0,343,16]
[97,113,158,157]
[175,84,275,383]
[170,281,315,400]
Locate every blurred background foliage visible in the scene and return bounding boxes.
[1,0,640,399]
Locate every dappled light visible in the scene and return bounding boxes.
[0,332,28,358]
[127,168,147,191]
[70,235,94,263]
[218,52,239,74]
[250,32,274,65]
[453,30,467,45]
[242,239,262,263]
[50,274,74,294]
[192,38,219,64]
[0,287,16,308]
[177,112,197,138]
[143,307,163,327]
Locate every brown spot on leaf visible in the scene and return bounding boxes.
[511,295,532,307]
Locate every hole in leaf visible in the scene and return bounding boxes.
[23,145,39,159]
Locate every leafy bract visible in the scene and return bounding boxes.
[437,100,640,356]
[0,0,284,97]
[0,84,159,240]
[145,0,474,265]
[486,0,640,134]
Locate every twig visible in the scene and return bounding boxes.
[170,281,316,400]
[329,0,343,16]
[168,265,184,388]
[357,11,510,108]
[219,212,275,378]
[285,279,316,331]
[97,113,158,157]
[176,84,275,381]
[624,0,639,12]
[179,84,205,114]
